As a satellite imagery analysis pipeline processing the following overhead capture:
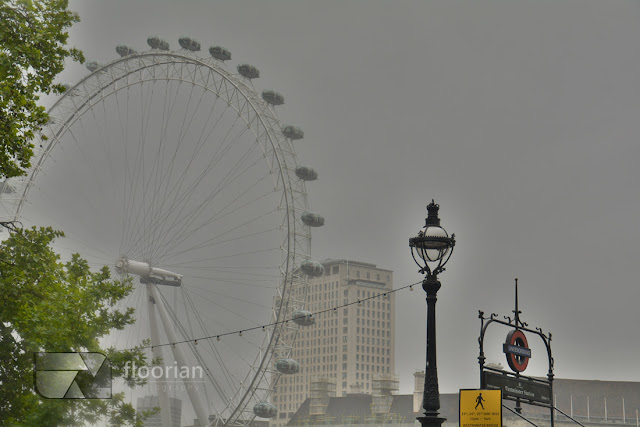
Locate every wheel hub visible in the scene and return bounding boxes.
[115,258,182,287]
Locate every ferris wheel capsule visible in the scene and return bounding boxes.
[209,46,231,61]
[253,402,277,418]
[237,64,260,79]
[262,90,284,106]
[147,36,170,50]
[295,166,318,181]
[301,211,324,227]
[85,60,102,72]
[300,260,324,277]
[291,310,315,326]
[115,45,136,57]
[275,358,300,374]
[178,36,201,51]
[282,125,304,140]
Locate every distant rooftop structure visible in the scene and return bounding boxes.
[320,258,393,272]
[286,377,640,427]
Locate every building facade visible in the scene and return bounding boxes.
[271,259,395,427]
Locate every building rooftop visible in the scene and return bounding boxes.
[320,259,393,272]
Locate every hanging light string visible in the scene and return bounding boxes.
[124,280,423,352]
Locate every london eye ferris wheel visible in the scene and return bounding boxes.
[0,35,326,426]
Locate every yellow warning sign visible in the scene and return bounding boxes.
[459,389,502,427]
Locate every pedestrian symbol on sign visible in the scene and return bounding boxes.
[475,393,485,410]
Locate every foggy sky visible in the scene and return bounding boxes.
[59,0,640,395]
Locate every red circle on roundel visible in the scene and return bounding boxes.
[505,329,529,372]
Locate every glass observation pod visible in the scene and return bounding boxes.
[115,45,136,57]
[275,358,300,375]
[291,310,315,326]
[209,46,231,61]
[295,166,318,181]
[262,90,285,106]
[282,125,304,140]
[178,36,201,51]
[300,260,324,277]
[237,64,260,80]
[85,61,102,72]
[301,211,324,227]
[253,402,277,419]
[147,36,170,50]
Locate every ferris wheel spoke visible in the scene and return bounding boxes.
[146,89,224,257]
[123,80,184,256]
[184,286,272,311]
[157,290,237,410]
[164,226,280,260]
[174,286,265,390]
[125,110,249,259]
[152,172,275,263]
[122,78,187,256]
[176,274,277,288]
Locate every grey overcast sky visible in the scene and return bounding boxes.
[58,0,640,394]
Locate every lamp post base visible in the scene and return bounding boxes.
[417,414,446,427]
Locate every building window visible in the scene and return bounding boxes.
[366,272,370,279]
[332,266,339,274]
[357,271,360,278]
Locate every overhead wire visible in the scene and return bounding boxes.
[119,279,423,352]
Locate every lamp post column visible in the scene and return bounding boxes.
[418,275,445,427]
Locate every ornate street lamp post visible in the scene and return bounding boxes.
[409,200,456,427]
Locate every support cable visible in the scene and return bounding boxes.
[553,406,586,427]
[502,404,539,427]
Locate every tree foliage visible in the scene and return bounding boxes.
[0,0,84,179]
[0,227,152,426]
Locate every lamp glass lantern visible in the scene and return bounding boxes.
[409,200,455,277]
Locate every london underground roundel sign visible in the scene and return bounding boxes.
[503,329,531,373]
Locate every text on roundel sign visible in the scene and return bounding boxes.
[503,329,531,373]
